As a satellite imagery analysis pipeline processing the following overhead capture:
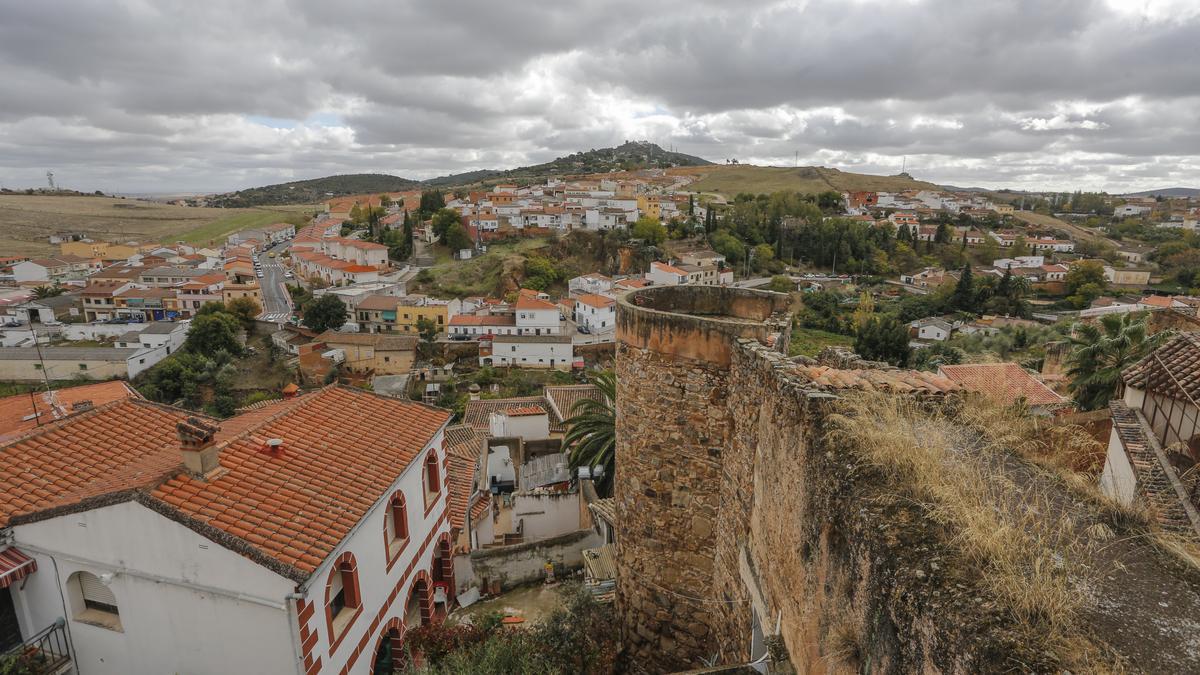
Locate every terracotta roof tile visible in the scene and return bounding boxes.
[0,381,139,443]
[937,363,1064,406]
[151,387,450,576]
[0,399,195,527]
[462,396,564,433]
[1123,332,1200,402]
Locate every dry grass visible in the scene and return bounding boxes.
[826,393,1106,664]
[0,194,314,256]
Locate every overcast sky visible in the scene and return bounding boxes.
[1,0,1198,194]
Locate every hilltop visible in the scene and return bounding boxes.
[1122,187,1200,198]
[424,141,712,187]
[205,173,421,208]
[673,165,939,197]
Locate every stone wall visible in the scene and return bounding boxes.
[613,285,1200,673]
[614,286,791,673]
[467,528,601,592]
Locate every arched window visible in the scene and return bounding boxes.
[68,571,122,631]
[385,491,409,564]
[326,553,362,645]
[423,451,441,507]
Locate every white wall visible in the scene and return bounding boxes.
[487,444,516,488]
[12,501,297,675]
[489,340,573,369]
[513,492,582,542]
[295,430,453,675]
[1100,428,1139,505]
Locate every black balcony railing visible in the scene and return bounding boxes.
[0,619,71,675]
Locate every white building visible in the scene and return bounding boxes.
[513,290,562,336]
[569,273,614,296]
[483,334,574,370]
[574,294,616,334]
[1115,204,1153,218]
[0,386,463,675]
[912,318,954,341]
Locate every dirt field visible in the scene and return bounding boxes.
[670,165,938,196]
[1011,210,1111,245]
[0,194,316,256]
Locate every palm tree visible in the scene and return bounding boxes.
[563,370,616,496]
[32,284,64,299]
[1067,311,1171,411]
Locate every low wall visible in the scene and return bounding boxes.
[467,529,601,592]
[512,491,583,542]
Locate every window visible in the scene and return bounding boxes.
[326,554,361,645]
[424,452,441,506]
[69,571,122,631]
[78,364,88,371]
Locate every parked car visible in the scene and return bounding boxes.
[449,334,470,341]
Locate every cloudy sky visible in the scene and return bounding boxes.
[1,0,1198,194]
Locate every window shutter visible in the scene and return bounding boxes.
[79,574,117,606]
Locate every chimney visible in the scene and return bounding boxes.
[177,416,222,478]
[468,383,481,401]
[71,400,94,412]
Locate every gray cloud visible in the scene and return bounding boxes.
[0,0,1198,193]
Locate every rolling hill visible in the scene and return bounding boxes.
[205,173,421,208]
[423,141,712,187]
[675,165,939,198]
[1121,187,1200,198]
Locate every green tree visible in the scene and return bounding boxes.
[444,223,473,251]
[951,264,975,312]
[186,312,242,357]
[419,190,445,217]
[766,275,794,293]
[1066,312,1170,410]
[302,294,347,332]
[710,230,746,265]
[854,316,912,366]
[32,284,65,299]
[225,296,261,329]
[563,370,616,496]
[1065,260,1108,308]
[630,216,667,245]
[430,208,462,241]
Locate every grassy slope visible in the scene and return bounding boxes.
[789,326,854,357]
[1011,211,1110,245]
[675,165,939,197]
[413,238,550,298]
[0,195,316,255]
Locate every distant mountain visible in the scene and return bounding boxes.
[423,141,713,188]
[1122,187,1200,198]
[206,173,421,207]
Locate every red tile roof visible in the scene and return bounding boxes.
[514,292,558,311]
[2,387,452,581]
[0,398,194,527]
[444,425,481,531]
[576,293,615,309]
[152,387,450,577]
[0,381,139,443]
[1123,332,1200,402]
[938,363,1065,407]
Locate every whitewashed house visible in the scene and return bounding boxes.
[0,387,463,675]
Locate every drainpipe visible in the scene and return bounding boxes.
[285,591,306,675]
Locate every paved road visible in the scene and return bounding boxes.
[257,240,294,323]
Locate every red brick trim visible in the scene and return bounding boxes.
[325,551,364,656]
[341,510,448,673]
[422,449,442,517]
[383,491,411,573]
[368,618,408,673]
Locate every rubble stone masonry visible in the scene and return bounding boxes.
[614,285,1200,673]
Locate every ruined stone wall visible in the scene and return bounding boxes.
[615,286,791,673]
[616,286,1200,674]
[614,286,1020,672]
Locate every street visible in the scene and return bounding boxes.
[257,240,293,323]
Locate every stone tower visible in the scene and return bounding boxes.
[614,286,791,672]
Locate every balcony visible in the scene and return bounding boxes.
[0,619,71,674]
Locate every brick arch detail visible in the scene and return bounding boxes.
[324,551,363,654]
[406,570,434,627]
[370,616,408,673]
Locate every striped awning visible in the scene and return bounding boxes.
[0,547,37,588]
